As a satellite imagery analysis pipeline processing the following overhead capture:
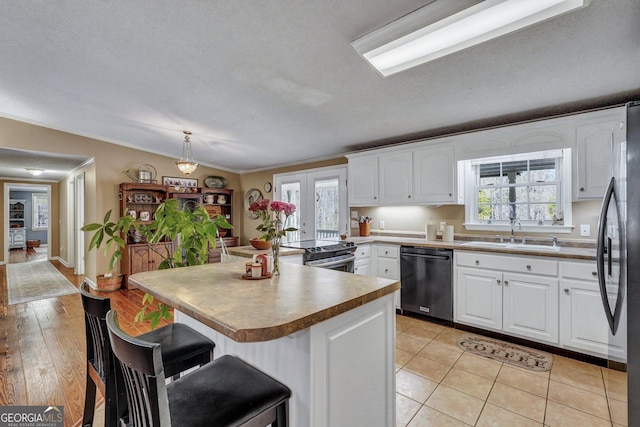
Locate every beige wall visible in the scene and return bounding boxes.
[353,199,601,241]
[0,117,240,281]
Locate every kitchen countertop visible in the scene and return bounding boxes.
[128,260,399,342]
[228,245,304,258]
[346,235,596,260]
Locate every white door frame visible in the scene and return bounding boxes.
[73,173,85,275]
[274,165,348,241]
[3,182,52,264]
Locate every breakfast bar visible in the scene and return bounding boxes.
[129,260,400,427]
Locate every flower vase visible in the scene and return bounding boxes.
[271,237,281,276]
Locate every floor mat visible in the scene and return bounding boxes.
[456,333,553,371]
[7,261,78,304]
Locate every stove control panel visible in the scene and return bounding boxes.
[308,241,355,252]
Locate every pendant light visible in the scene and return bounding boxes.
[176,130,198,175]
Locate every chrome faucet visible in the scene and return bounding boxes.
[551,235,558,247]
[509,218,521,244]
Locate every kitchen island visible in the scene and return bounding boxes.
[129,260,400,427]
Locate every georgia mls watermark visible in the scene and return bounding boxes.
[0,406,63,427]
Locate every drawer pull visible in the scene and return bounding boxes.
[564,288,570,294]
[475,260,480,265]
[526,265,531,270]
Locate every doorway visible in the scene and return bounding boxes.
[4,183,51,264]
[274,166,348,243]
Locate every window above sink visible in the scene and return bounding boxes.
[459,148,573,234]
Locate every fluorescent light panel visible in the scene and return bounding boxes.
[352,0,589,77]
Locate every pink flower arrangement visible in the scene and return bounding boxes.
[249,199,297,242]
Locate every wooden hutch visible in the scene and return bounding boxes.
[119,183,238,289]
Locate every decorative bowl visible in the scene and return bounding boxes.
[250,238,271,250]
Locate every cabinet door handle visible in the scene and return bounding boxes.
[592,271,597,276]
[384,269,389,273]
[580,187,585,192]
[526,265,531,270]
[564,288,570,294]
[475,260,480,265]
[504,280,509,286]
[408,195,411,199]
[497,279,501,285]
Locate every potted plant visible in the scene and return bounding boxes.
[82,198,232,327]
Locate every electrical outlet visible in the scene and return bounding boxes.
[580,224,591,237]
[379,220,385,229]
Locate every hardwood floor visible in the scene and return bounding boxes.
[0,256,169,427]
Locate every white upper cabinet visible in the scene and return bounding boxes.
[574,109,625,200]
[413,144,455,203]
[347,105,626,206]
[379,151,413,204]
[348,156,379,205]
[347,144,456,206]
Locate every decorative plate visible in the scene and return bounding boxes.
[244,188,263,219]
[204,175,228,189]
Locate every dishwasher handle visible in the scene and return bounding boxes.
[401,253,451,261]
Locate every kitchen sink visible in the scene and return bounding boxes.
[459,241,510,249]
[460,241,561,252]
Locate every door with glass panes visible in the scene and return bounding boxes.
[274,167,347,243]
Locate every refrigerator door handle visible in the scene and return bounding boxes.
[597,176,623,335]
[597,177,616,334]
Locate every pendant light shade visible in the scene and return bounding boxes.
[176,130,198,175]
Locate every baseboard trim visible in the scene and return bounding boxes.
[55,256,72,268]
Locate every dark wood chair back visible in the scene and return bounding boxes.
[106,310,171,426]
[80,281,125,426]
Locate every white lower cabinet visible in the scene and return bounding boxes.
[354,244,371,276]
[373,244,401,309]
[455,251,559,345]
[560,260,626,361]
[456,267,502,331]
[502,272,558,344]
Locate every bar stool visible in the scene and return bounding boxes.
[106,310,291,427]
[80,282,215,427]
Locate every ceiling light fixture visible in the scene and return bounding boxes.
[352,0,590,77]
[26,168,44,176]
[176,130,198,175]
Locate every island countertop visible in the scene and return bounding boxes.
[128,261,400,343]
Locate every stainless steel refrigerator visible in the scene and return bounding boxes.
[601,100,640,424]
[627,101,640,425]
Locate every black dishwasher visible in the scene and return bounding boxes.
[400,246,453,321]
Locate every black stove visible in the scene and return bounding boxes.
[281,239,357,270]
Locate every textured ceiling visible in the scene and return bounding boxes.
[1,0,639,174]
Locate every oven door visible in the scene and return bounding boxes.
[306,254,355,273]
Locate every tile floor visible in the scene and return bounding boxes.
[395,315,628,427]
